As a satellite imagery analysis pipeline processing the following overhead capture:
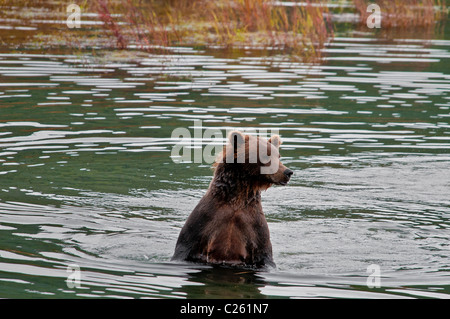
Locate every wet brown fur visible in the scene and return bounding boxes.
[172,132,291,268]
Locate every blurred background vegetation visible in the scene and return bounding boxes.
[0,0,448,62]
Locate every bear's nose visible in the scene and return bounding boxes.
[284,169,293,178]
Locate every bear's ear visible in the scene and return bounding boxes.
[228,131,245,147]
[228,131,245,155]
[269,135,282,149]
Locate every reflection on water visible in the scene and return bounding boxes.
[1,10,450,298]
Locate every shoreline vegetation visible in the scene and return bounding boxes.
[94,0,334,63]
[0,0,448,62]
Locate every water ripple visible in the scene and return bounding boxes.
[1,34,450,298]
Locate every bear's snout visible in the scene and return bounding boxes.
[284,169,293,179]
[279,168,293,185]
[271,167,293,186]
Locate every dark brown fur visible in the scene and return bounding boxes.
[172,131,292,268]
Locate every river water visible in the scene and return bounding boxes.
[1,4,450,299]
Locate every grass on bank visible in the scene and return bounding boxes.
[0,0,447,62]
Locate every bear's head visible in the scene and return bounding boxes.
[214,131,293,191]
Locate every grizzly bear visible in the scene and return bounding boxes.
[172,131,293,268]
